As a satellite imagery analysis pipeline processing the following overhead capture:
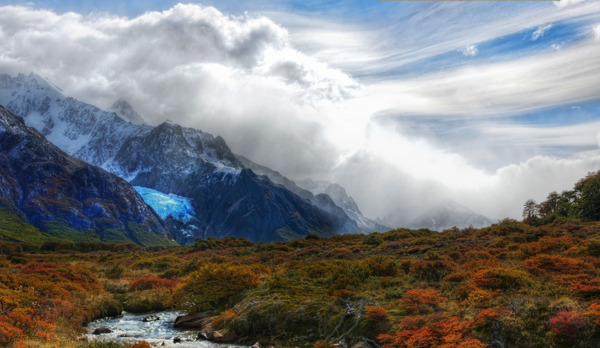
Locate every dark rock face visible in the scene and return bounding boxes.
[0,106,171,245]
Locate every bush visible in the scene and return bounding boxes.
[128,277,177,291]
[174,263,259,312]
[472,268,529,290]
[365,306,389,323]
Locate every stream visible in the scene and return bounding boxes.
[86,311,248,347]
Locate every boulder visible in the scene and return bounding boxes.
[351,342,371,348]
[92,327,112,335]
[142,314,160,322]
[198,324,215,341]
[174,312,210,328]
[173,336,182,343]
[213,329,236,343]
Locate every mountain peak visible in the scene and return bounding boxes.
[107,99,145,125]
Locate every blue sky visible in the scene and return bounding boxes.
[0,0,599,223]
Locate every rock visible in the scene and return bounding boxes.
[174,312,210,328]
[173,337,182,343]
[142,314,160,322]
[92,327,112,335]
[213,329,236,343]
[76,335,88,342]
[198,324,215,340]
[351,342,371,348]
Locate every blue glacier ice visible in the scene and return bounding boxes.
[134,186,195,223]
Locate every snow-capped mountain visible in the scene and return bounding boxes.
[0,73,358,244]
[0,105,172,246]
[407,200,493,231]
[107,99,146,125]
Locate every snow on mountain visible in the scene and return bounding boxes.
[0,105,172,246]
[408,200,494,231]
[107,99,146,125]
[134,186,195,223]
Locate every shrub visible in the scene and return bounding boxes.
[128,277,177,291]
[549,311,587,339]
[401,288,445,314]
[365,306,389,323]
[174,263,259,312]
[472,268,529,290]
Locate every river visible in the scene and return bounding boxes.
[86,311,248,347]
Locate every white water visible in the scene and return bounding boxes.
[86,311,246,347]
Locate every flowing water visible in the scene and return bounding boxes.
[86,311,247,347]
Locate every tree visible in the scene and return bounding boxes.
[573,171,600,221]
[522,199,539,224]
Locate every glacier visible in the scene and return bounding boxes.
[134,186,195,223]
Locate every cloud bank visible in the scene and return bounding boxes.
[0,3,599,226]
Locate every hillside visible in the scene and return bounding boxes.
[0,106,173,246]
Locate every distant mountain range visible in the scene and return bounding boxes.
[0,73,385,244]
[0,105,173,245]
[406,200,494,231]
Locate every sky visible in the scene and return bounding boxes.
[0,0,599,226]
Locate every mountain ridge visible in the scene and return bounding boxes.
[0,73,362,244]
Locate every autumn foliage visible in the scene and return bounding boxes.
[5,173,600,346]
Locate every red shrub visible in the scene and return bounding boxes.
[129,277,177,291]
[549,311,587,339]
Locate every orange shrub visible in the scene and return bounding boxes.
[584,303,600,325]
[475,307,511,325]
[365,306,389,323]
[522,254,593,276]
[401,288,445,314]
[472,268,529,290]
[378,314,485,348]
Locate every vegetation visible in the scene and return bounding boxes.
[3,172,600,346]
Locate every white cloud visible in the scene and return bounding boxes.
[595,23,600,39]
[363,41,600,118]
[532,24,552,41]
[555,0,586,9]
[0,3,599,226]
[482,121,600,147]
[459,44,478,57]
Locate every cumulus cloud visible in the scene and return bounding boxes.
[0,4,360,179]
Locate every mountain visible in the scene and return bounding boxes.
[238,154,388,234]
[0,73,358,244]
[107,99,146,125]
[0,105,173,246]
[407,200,494,231]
